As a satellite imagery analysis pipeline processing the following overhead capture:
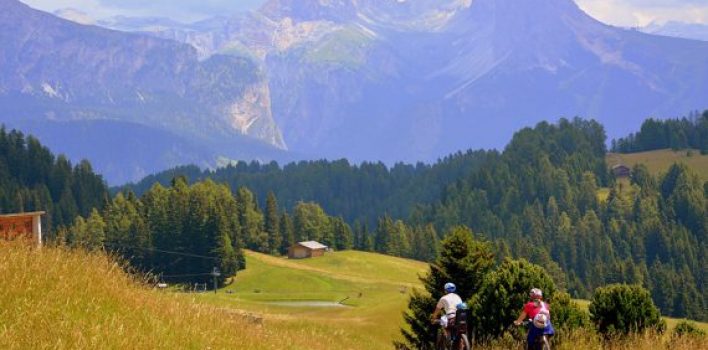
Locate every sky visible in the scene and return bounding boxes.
[19,0,708,27]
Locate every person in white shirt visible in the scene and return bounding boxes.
[431,282,463,337]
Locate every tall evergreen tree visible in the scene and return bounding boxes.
[293,202,330,243]
[264,192,282,255]
[236,187,267,252]
[279,211,295,255]
[399,226,494,350]
[332,216,353,251]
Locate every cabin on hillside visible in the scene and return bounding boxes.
[0,211,45,246]
[288,241,328,259]
[612,164,631,178]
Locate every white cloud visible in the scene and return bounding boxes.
[21,0,265,21]
[22,0,113,18]
[576,0,708,27]
[20,0,708,26]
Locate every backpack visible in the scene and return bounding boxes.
[532,301,551,329]
[455,304,469,326]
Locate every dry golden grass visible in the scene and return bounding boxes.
[1,243,705,350]
[0,242,347,350]
[476,328,706,350]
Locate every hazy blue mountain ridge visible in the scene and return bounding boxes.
[641,21,708,42]
[257,0,708,162]
[6,0,708,182]
[0,0,287,184]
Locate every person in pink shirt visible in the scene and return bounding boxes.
[514,288,555,349]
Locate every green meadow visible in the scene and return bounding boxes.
[196,250,429,349]
[607,149,708,181]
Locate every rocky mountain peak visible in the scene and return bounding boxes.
[260,0,358,22]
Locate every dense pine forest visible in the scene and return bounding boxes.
[1,116,705,321]
[415,119,705,321]
[121,118,705,321]
[611,111,708,153]
[0,127,108,230]
[122,151,490,225]
[61,178,360,286]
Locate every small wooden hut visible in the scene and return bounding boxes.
[612,164,631,178]
[288,241,328,259]
[0,211,45,246]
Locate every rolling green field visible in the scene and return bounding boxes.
[196,250,429,349]
[607,149,708,181]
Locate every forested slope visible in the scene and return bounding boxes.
[123,150,491,224]
[612,111,707,153]
[122,118,706,321]
[417,119,706,320]
[0,126,108,230]
[9,116,696,321]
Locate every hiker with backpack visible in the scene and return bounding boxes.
[514,288,554,350]
[430,282,471,350]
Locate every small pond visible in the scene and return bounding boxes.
[265,301,350,308]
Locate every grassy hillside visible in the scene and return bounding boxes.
[0,243,424,350]
[2,243,705,349]
[197,250,429,349]
[607,149,708,181]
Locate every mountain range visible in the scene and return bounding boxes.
[4,0,708,183]
[0,0,287,184]
[640,21,708,42]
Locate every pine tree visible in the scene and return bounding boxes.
[279,212,295,255]
[293,202,329,243]
[374,215,395,254]
[237,187,267,252]
[399,226,494,350]
[332,216,353,250]
[264,192,282,255]
[84,208,106,250]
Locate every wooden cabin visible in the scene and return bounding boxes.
[612,164,631,178]
[288,241,328,259]
[0,211,45,246]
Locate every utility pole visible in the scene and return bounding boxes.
[211,266,221,294]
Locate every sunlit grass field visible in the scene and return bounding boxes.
[0,243,424,350]
[1,243,705,349]
[607,149,708,181]
[196,250,429,349]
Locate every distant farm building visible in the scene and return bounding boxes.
[0,211,45,246]
[612,164,631,178]
[288,241,328,259]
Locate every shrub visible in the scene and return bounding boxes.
[552,292,590,331]
[589,284,665,336]
[469,258,556,342]
[673,320,706,338]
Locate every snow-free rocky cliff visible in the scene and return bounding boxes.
[9,0,708,180]
[0,0,286,184]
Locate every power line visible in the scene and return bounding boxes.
[103,243,220,261]
[160,273,214,278]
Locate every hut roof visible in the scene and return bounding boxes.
[297,241,328,250]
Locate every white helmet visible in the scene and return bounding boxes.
[530,288,543,300]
